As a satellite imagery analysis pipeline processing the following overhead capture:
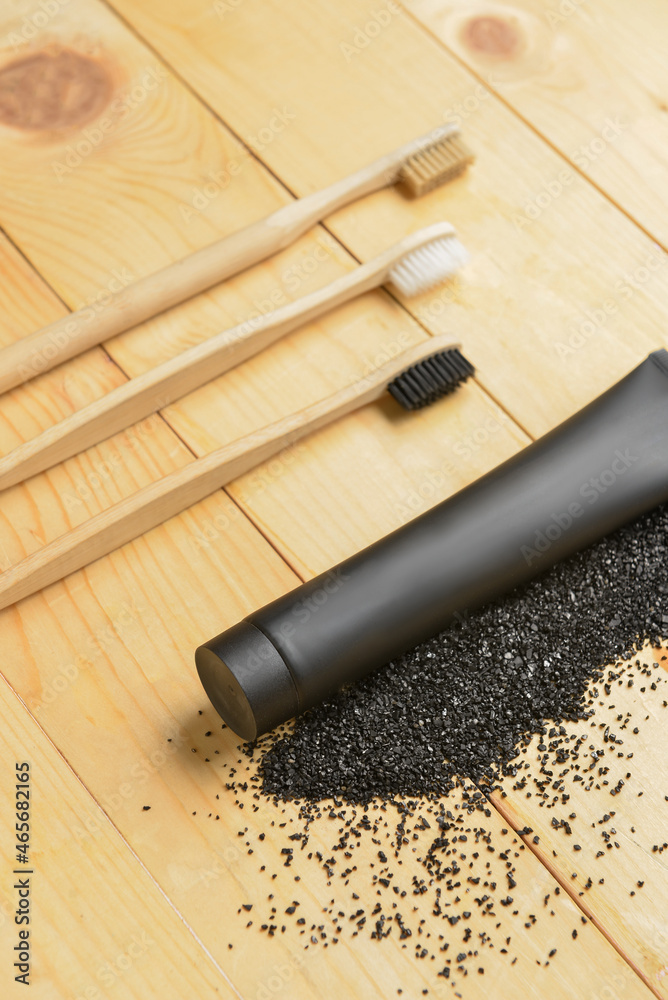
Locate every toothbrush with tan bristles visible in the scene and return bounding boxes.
[0,337,474,610]
[0,125,472,395]
[0,222,468,491]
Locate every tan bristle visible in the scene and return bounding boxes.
[398,134,474,197]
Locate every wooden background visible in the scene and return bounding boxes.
[0,0,667,996]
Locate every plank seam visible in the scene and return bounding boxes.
[397,2,668,256]
[0,222,302,587]
[0,669,246,1000]
[489,789,662,999]
[98,0,536,443]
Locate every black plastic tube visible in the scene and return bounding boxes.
[196,349,668,740]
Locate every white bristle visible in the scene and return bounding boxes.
[387,236,468,297]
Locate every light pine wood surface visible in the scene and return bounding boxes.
[0,673,239,1000]
[406,0,668,247]
[0,1,666,997]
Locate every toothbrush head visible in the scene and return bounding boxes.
[387,347,474,410]
[398,132,474,197]
[387,234,469,297]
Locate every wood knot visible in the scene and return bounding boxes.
[0,48,112,131]
[461,15,523,58]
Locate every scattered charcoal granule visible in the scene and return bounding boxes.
[208,504,668,991]
[254,504,668,804]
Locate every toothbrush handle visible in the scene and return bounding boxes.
[0,386,368,609]
[0,221,458,489]
[0,335,456,610]
[0,209,306,395]
[0,149,404,396]
[0,121,465,395]
[0,244,389,490]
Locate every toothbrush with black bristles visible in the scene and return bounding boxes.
[0,222,468,490]
[0,335,474,610]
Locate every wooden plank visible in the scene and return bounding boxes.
[103,0,668,439]
[492,644,668,995]
[0,0,664,995]
[0,252,654,1000]
[0,650,655,1000]
[0,673,238,999]
[0,190,314,999]
[405,0,668,247]
[215,381,668,996]
[0,5,577,997]
[0,5,291,346]
[84,0,668,987]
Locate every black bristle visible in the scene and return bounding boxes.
[388,348,474,410]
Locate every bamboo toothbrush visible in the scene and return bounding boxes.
[0,125,472,395]
[0,222,467,491]
[0,338,474,610]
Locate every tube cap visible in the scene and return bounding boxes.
[195,621,299,741]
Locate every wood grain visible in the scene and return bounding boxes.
[405,0,668,246]
[89,0,668,987]
[0,333,466,608]
[0,123,462,392]
[0,222,459,488]
[105,0,668,439]
[0,0,666,996]
[493,644,668,993]
[0,674,239,999]
[0,3,553,996]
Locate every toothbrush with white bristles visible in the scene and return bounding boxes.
[0,222,467,491]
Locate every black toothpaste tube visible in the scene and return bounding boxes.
[196,349,668,740]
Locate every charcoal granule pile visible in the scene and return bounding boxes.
[254,503,668,804]
[201,503,668,990]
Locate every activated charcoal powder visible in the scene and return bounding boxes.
[253,503,668,804]
[195,504,667,988]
